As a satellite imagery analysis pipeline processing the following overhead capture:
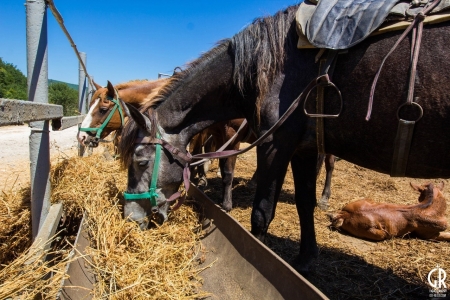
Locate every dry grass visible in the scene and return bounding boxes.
[2,141,450,299]
[0,149,209,299]
[202,148,450,300]
[0,237,71,299]
[0,187,32,265]
[50,154,209,299]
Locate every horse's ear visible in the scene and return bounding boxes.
[93,80,103,91]
[121,100,152,133]
[106,80,116,99]
[410,182,424,192]
[437,181,445,191]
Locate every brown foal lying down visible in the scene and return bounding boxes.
[328,182,450,241]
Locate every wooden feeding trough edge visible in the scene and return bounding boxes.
[59,184,328,300]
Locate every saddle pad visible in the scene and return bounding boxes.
[306,0,399,49]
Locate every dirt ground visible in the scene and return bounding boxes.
[1,125,449,299]
[200,145,450,300]
[0,124,80,188]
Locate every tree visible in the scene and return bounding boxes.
[0,58,28,100]
[48,82,79,116]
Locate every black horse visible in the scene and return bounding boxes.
[118,4,450,274]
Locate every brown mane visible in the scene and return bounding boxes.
[114,79,160,90]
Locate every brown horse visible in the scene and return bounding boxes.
[189,118,256,211]
[190,119,336,212]
[118,4,450,275]
[328,182,450,241]
[77,79,168,146]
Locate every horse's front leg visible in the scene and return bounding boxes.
[251,143,291,241]
[291,152,319,275]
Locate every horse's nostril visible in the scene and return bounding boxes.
[151,206,159,214]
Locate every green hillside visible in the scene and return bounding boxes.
[48,79,78,91]
[1,58,79,99]
[1,58,80,115]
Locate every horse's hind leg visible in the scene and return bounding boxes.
[435,232,450,241]
[291,152,319,275]
[317,154,335,210]
[219,154,236,212]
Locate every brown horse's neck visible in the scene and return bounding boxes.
[118,79,168,107]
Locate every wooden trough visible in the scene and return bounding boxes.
[60,184,328,300]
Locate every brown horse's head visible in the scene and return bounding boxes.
[77,81,125,146]
[410,181,445,207]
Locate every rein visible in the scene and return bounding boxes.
[127,76,324,210]
[79,89,125,140]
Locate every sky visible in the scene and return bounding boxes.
[1,0,300,86]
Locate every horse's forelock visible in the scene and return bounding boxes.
[118,118,138,169]
[118,108,158,169]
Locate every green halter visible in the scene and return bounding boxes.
[79,91,125,139]
[123,133,162,207]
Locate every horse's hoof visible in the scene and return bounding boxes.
[292,256,315,276]
[222,203,232,212]
[317,201,329,211]
[198,177,208,188]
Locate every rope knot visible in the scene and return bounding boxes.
[148,188,159,206]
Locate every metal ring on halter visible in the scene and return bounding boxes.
[303,80,343,118]
[396,102,423,122]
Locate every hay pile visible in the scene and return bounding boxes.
[203,148,450,300]
[1,151,209,299]
[0,237,71,299]
[0,176,71,298]
[51,154,209,299]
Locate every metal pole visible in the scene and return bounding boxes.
[26,0,51,239]
[78,52,87,114]
[77,52,87,156]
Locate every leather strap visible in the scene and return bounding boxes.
[315,50,339,154]
[366,0,441,121]
[391,119,416,176]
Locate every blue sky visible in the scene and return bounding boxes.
[1,0,299,86]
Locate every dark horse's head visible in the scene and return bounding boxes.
[117,5,298,229]
[118,99,182,229]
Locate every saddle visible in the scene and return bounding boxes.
[295,0,450,177]
[296,0,450,49]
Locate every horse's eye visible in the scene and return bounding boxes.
[138,160,149,167]
[99,107,108,115]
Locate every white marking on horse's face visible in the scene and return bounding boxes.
[77,98,100,143]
